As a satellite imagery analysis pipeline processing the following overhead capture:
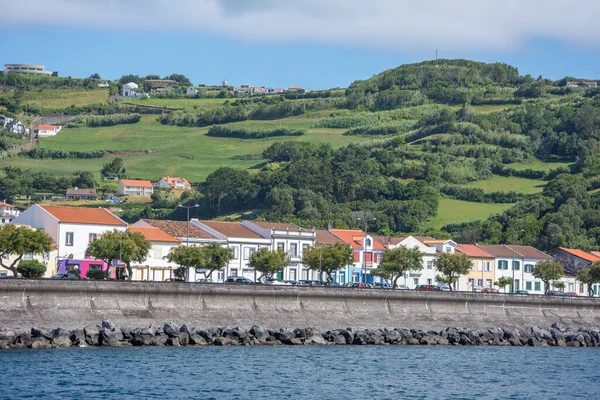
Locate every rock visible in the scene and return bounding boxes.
[338,329,353,344]
[120,327,134,340]
[163,322,180,337]
[288,338,303,345]
[306,334,327,345]
[9,333,30,349]
[84,325,100,341]
[551,322,567,332]
[166,337,180,346]
[52,328,70,339]
[173,332,190,346]
[30,337,52,349]
[263,339,281,346]
[179,324,190,334]
[406,338,420,345]
[100,328,124,346]
[195,329,213,343]
[31,327,53,340]
[249,324,267,340]
[102,320,116,331]
[333,335,347,345]
[274,330,295,344]
[189,334,208,345]
[213,336,236,346]
[52,336,72,348]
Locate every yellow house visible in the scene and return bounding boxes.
[455,244,495,291]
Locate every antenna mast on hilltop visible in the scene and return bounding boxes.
[436,49,439,60]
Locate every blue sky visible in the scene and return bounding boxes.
[2,0,600,89]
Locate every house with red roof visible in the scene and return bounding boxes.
[547,247,600,282]
[455,244,495,291]
[127,226,181,281]
[328,229,386,284]
[566,81,598,88]
[12,205,127,278]
[118,179,154,196]
[157,176,192,190]
[0,201,20,225]
[35,124,61,137]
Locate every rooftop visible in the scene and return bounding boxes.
[476,244,522,258]
[66,188,97,196]
[455,244,495,258]
[250,221,306,232]
[329,229,386,250]
[121,179,153,188]
[373,235,409,247]
[556,247,600,263]
[198,220,262,239]
[41,205,126,226]
[139,219,215,240]
[128,226,180,243]
[37,124,57,130]
[316,229,346,246]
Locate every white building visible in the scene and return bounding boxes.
[118,179,154,196]
[127,226,181,281]
[0,201,20,225]
[11,205,127,263]
[186,87,198,96]
[122,82,139,97]
[242,221,316,281]
[157,176,191,190]
[35,124,61,137]
[0,226,58,278]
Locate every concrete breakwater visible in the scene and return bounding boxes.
[1,280,600,332]
[2,322,600,349]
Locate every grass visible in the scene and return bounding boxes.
[470,104,515,113]
[122,98,231,109]
[428,199,513,230]
[0,115,373,182]
[506,160,573,172]
[462,175,545,194]
[21,89,110,108]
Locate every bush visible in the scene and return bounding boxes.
[86,269,106,280]
[16,260,47,279]
[207,125,304,139]
[65,113,141,128]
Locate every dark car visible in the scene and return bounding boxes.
[547,290,567,296]
[49,273,80,280]
[481,287,500,294]
[225,276,254,285]
[165,277,185,282]
[416,284,440,291]
[372,282,393,289]
[514,290,529,295]
[297,280,323,287]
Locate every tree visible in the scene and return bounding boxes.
[577,262,600,297]
[495,276,514,293]
[553,281,565,291]
[167,245,207,281]
[202,242,234,279]
[434,253,472,291]
[86,230,151,280]
[371,246,424,288]
[532,260,564,294]
[16,260,47,279]
[0,225,54,277]
[75,171,98,189]
[101,158,126,178]
[248,248,287,281]
[302,243,354,283]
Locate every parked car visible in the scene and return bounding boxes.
[416,284,440,291]
[325,281,342,287]
[481,287,500,293]
[297,280,323,287]
[395,284,410,290]
[50,273,81,280]
[195,278,214,284]
[266,278,291,286]
[565,292,579,297]
[436,284,451,291]
[547,290,567,296]
[350,282,372,288]
[372,282,393,289]
[165,277,185,282]
[225,277,254,285]
[284,280,298,286]
[514,290,529,295]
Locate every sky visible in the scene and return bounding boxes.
[1,0,600,89]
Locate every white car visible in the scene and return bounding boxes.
[266,278,291,286]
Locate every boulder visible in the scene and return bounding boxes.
[263,339,281,346]
[249,324,268,340]
[52,336,72,348]
[195,329,213,343]
[189,334,208,346]
[30,337,52,349]
[333,335,347,345]
[166,337,180,346]
[102,320,116,331]
[213,336,237,346]
[31,327,53,340]
[163,322,180,337]
[306,334,327,345]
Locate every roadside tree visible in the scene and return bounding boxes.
[16,260,47,279]
[86,230,151,280]
[495,276,514,293]
[249,248,288,282]
[577,262,600,296]
[371,246,424,288]
[435,253,472,291]
[201,242,234,279]
[303,243,354,283]
[167,245,207,281]
[0,225,54,277]
[532,260,564,294]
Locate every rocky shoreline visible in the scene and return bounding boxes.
[2,322,600,349]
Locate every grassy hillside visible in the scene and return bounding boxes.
[21,88,110,108]
[428,199,512,230]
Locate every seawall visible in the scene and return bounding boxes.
[1,280,599,331]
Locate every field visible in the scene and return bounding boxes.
[21,89,110,108]
[506,160,573,172]
[462,175,545,194]
[0,115,372,181]
[122,98,231,109]
[428,198,513,230]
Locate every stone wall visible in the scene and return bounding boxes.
[1,280,599,331]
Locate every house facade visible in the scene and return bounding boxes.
[127,226,181,281]
[0,226,59,278]
[0,201,20,225]
[548,247,600,295]
[186,87,198,96]
[66,188,98,200]
[316,229,353,284]
[118,179,154,196]
[35,124,61,137]
[455,244,495,291]
[11,205,127,277]
[157,176,192,190]
[122,82,139,96]
[329,229,385,284]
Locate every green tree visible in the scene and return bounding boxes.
[167,245,207,281]
[434,253,472,291]
[553,281,565,291]
[86,269,106,280]
[119,231,152,280]
[495,276,514,293]
[371,246,424,288]
[302,243,354,283]
[16,260,47,279]
[202,242,234,279]
[86,230,151,280]
[0,225,54,277]
[532,260,564,294]
[576,262,600,297]
[249,248,287,281]
[101,157,126,178]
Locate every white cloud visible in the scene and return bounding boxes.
[3,0,600,50]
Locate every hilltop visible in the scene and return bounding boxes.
[0,59,599,250]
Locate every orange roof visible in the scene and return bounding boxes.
[41,205,126,226]
[558,247,600,263]
[162,176,191,187]
[590,251,600,258]
[37,124,57,130]
[121,179,153,188]
[128,227,180,243]
[329,229,386,250]
[0,201,14,207]
[455,244,495,258]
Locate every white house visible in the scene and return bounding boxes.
[118,179,154,196]
[157,176,192,190]
[35,124,61,137]
[242,221,316,282]
[192,220,271,282]
[0,201,20,225]
[11,205,127,265]
[127,226,181,281]
[97,81,110,88]
[122,82,139,97]
[186,87,198,96]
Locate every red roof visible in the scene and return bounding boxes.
[128,227,180,243]
[316,229,346,246]
[37,124,57,130]
[589,251,600,258]
[161,176,191,188]
[455,244,495,258]
[41,205,126,226]
[121,179,153,188]
[558,247,600,263]
[0,201,14,208]
[329,229,386,250]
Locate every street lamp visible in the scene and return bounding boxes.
[511,229,525,293]
[358,217,376,284]
[178,204,200,247]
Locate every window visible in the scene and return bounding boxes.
[427,261,433,269]
[230,269,238,277]
[232,246,239,259]
[290,243,298,257]
[445,246,452,253]
[243,247,256,260]
[89,264,102,272]
[477,279,483,287]
[579,283,584,293]
[365,238,372,247]
[534,282,541,291]
[65,232,74,246]
[485,262,492,272]
[249,248,256,258]
[526,281,532,290]
[486,279,492,288]
[153,247,162,259]
[512,261,520,271]
[302,243,309,254]
[477,261,482,272]
[514,279,520,291]
[427,278,432,285]
[289,269,297,281]
[277,242,285,251]
[413,278,419,286]
[89,233,98,244]
[23,253,34,260]
[498,260,508,270]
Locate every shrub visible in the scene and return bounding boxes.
[16,260,47,279]
[207,125,304,139]
[86,269,106,280]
